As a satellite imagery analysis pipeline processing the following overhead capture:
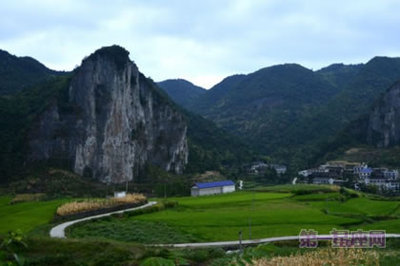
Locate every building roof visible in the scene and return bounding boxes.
[360,168,372,174]
[194,180,235,189]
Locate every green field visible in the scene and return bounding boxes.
[1,186,400,265]
[0,196,68,235]
[1,186,400,244]
[69,187,400,243]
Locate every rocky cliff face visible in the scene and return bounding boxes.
[368,81,400,147]
[28,46,188,183]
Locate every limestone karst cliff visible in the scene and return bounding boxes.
[368,81,400,148]
[28,45,188,183]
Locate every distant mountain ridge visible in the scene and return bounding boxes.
[164,57,400,168]
[0,49,66,95]
[157,79,206,109]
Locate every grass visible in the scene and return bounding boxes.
[3,236,227,265]
[68,191,359,243]
[291,192,342,201]
[0,196,69,235]
[69,219,197,244]
[309,197,399,216]
[8,235,400,265]
[69,188,400,244]
[1,184,400,265]
[253,184,340,193]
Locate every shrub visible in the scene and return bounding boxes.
[249,248,379,266]
[10,193,46,204]
[56,193,146,216]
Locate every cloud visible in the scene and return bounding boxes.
[0,0,399,88]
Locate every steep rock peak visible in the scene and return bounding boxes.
[29,45,188,183]
[84,45,131,71]
[367,81,400,147]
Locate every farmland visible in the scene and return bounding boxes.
[69,186,400,243]
[0,196,68,234]
[1,185,400,265]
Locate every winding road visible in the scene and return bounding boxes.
[50,202,400,248]
[49,201,158,238]
[154,233,400,248]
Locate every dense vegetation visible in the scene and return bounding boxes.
[0,49,66,95]
[0,49,258,186]
[172,57,400,170]
[84,45,130,71]
[0,77,72,183]
[184,111,258,174]
[3,234,400,265]
[157,79,206,109]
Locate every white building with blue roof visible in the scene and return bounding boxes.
[191,180,236,197]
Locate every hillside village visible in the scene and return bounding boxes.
[248,162,287,175]
[298,162,400,193]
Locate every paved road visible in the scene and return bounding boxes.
[49,201,158,238]
[50,204,400,248]
[153,233,400,248]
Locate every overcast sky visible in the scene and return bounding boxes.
[1,0,400,88]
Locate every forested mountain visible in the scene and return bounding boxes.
[314,80,400,168]
[0,47,257,184]
[0,49,66,95]
[157,79,206,109]
[176,57,400,169]
[316,63,363,88]
[2,46,400,180]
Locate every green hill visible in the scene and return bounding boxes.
[157,79,206,109]
[178,57,400,169]
[0,49,66,95]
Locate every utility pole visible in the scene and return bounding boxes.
[249,191,255,240]
[248,217,251,240]
[239,230,243,253]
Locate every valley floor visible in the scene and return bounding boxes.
[1,185,400,265]
[68,187,400,244]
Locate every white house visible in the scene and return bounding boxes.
[312,177,334,185]
[191,180,235,197]
[384,170,399,180]
[114,191,126,198]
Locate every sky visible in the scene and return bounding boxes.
[1,0,400,89]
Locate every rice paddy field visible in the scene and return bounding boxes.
[68,185,400,244]
[1,185,399,243]
[1,185,400,265]
[0,196,68,234]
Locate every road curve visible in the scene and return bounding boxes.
[152,233,400,248]
[50,201,158,238]
[50,204,400,248]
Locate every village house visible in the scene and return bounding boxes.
[191,180,236,197]
[358,167,373,179]
[384,169,399,180]
[312,177,334,185]
[249,162,287,175]
[298,167,328,177]
[300,162,400,193]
